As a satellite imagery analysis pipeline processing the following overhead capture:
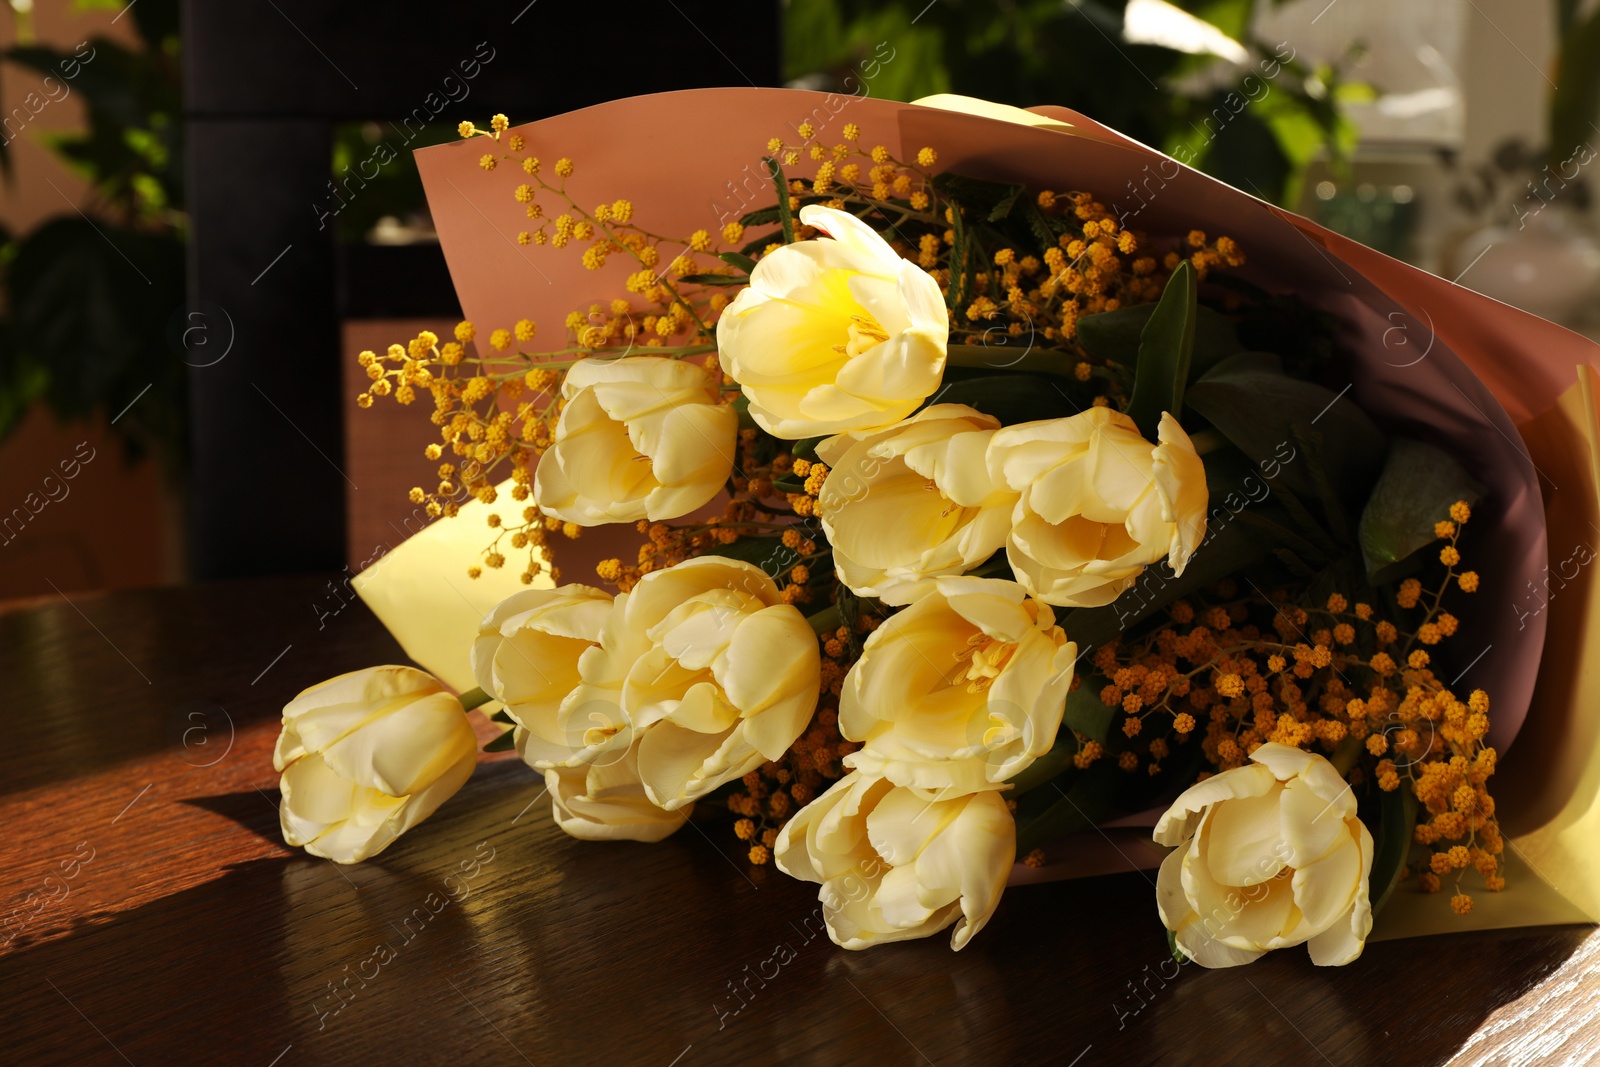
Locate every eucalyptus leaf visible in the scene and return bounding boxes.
[1357,438,1484,583]
[1125,262,1197,440]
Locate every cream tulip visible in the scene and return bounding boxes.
[717,204,948,439]
[988,407,1208,608]
[471,585,624,770]
[274,666,477,863]
[533,355,737,526]
[545,747,691,843]
[840,576,1076,794]
[775,771,1014,950]
[582,556,821,809]
[1153,742,1374,968]
[816,405,1017,605]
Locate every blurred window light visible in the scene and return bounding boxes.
[1255,0,1466,146]
[1123,0,1252,65]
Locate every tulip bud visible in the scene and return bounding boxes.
[274,666,477,863]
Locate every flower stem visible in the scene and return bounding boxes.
[945,343,1079,379]
[457,686,493,711]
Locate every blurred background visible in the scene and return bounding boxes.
[0,0,1593,603]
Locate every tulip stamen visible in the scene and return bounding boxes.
[959,633,1018,693]
[840,315,890,358]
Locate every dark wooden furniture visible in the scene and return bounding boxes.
[1,578,1596,1064]
[181,1,780,581]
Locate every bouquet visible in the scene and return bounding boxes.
[274,91,1600,968]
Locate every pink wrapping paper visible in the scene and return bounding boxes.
[405,90,1600,923]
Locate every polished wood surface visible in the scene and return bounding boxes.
[3,577,1596,1066]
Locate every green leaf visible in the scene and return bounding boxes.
[704,534,803,582]
[947,202,969,309]
[676,272,748,287]
[791,436,825,462]
[1234,507,1332,566]
[718,251,757,274]
[1059,520,1271,651]
[737,205,781,228]
[1076,299,1240,375]
[1125,262,1197,440]
[923,374,1077,424]
[1062,675,1115,741]
[987,183,1022,222]
[1167,926,1189,966]
[1357,438,1485,583]
[764,156,795,245]
[1015,762,1120,854]
[1023,199,1066,248]
[1185,354,1386,505]
[805,603,842,636]
[483,727,517,753]
[490,708,516,725]
[1548,6,1600,171]
[1005,728,1080,797]
[931,172,1024,221]
[945,343,1079,379]
[1292,425,1355,549]
[1367,785,1417,915]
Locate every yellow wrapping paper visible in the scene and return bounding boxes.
[351,479,552,693]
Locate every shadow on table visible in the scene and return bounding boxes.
[1,753,1590,1067]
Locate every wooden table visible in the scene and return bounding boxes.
[3,577,1596,1066]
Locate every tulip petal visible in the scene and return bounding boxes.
[865,786,956,866]
[1203,787,1290,887]
[1306,825,1374,966]
[719,606,820,761]
[1153,761,1276,845]
[1279,775,1353,868]
[913,791,1015,950]
[545,762,690,843]
[1290,828,1362,934]
[1155,844,1195,932]
[1153,413,1208,572]
[1174,924,1267,969]
[319,692,476,798]
[1252,743,1357,819]
[281,665,442,757]
[874,864,940,928]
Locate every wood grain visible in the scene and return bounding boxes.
[1,577,1595,1066]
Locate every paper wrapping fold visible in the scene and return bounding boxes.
[375,88,1599,939]
[352,479,552,693]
